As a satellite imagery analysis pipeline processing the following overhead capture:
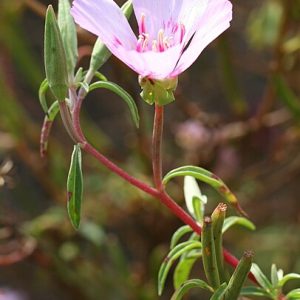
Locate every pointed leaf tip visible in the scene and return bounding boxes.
[44,5,69,101]
[67,144,83,229]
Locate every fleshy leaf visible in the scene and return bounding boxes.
[184,176,207,222]
[173,254,200,290]
[58,0,78,78]
[210,283,227,300]
[271,264,279,286]
[241,286,272,298]
[67,144,83,229]
[224,251,253,300]
[201,217,220,289]
[250,264,273,293]
[278,273,300,288]
[89,81,139,128]
[212,203,227,283]
[38,79,50,113]
[163,166,246,216]
[171,279,213,300]
[222,216,256,233]
[286,289,300,300]
[170,225,193,249]
[158,241,202,296]
[44,5,69,102]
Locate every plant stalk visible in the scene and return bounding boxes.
[65,87,258,285]
[152,104,164,191]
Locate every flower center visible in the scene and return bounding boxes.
[136,14,186,53]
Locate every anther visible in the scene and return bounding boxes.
[180,23,186,43]
[139,13,146,34]
[158,29,165,52]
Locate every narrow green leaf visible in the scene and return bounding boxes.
[212,203,227,283]
[271,264,279,287]
[94,71,108,82]
[184,176,207,222]
[67,144,83,229]
[201,217,220,289]
[88,39,111,75]
[250,263,273,293]
[158,241,202,296]
[40,101,60,157]
[171,279,213,300]
[44,5,69,102]
[74,67,84,83]
[222,216,256,234]
[163,166,246,216]
[38,79,50,113]
[210,283,227,300]
[277,268,284,281]
[241,286,272,298]
[89,81,139,128]
[47,100,60,121]
[173,254,200,290]
[170,225,193,249]
[286,289,300,300]
[224,251,253,300]
[58,0,78,79]
[192,197,203,224]
[278,273,300,288]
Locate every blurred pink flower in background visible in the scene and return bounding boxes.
[71,0,232,79]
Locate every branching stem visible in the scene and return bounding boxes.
[62,86,257,285]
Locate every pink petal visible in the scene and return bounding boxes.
[71,0,137,50]
[173,0,232,75]
[132,0,208,40]
[174,0,209,43]
[132,0,171,36]
[116,44,183,79]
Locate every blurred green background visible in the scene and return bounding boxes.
[0,0,300,299]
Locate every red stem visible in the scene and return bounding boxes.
[152,104,164,191]
[68,91,258,285]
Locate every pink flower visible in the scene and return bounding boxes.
[71,0,232,80]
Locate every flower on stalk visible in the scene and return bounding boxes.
[71,0,232,104]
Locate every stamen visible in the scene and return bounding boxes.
[157,29,165,52]
[172,24,179,34]
[180,23,186,43]
[136,34,149,52]
[163,36,173,49]
[135,17,184,53]
[136,35,144,52]
[152,40,158,52]
[139,13,146,34]
[142,34,149,51]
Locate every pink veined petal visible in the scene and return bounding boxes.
[132,0,172,36]
[71,0,137,50]
[173,0,232,76]
[116,44,183,79]
[174,0,209,43]
[132,0,208,42]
